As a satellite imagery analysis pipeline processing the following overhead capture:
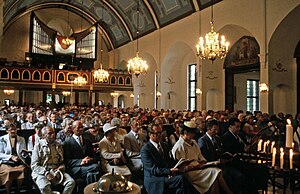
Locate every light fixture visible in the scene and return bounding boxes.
[130,93,134,98]
[94,64,109,83]
[196,0,229,62]
[127,0,148,77]
[4,90,14,95]
[74,75,87,86]
[62,91,71,96]
[62,8,74,47]
[110,91,119,97]
[259,83,269,93]
[156,91,161,97]
[94,1,109,83]
[196,88,202,95]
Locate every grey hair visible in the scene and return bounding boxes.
[61,118,74,128]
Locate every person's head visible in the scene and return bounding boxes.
[6,122,17,138]
[103,123,117,138]
[228,117,241,135]
[173,120,183,134]
[149,123,162,143]
[238,113,245,122]
[130,117,141,133]
[206,119,219,136]
[153,117,163,127]
[26,112,33,122]
[111,118,121,129]
[39,116,48,126]
[42,126,56,144]
[34,122,44,137]
[50,113,57,123]
[72,120,84,136]
[61,117,74,133]
[180,121,196,141]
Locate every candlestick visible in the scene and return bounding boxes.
[280,148,284,169]
[286,119,293,148]
[270,141,275,153]
[289,149,293,169]
[272,147,276,167]
[257,139,262,152]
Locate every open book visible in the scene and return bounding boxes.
[220,152,239,161]
[173,158,194,169]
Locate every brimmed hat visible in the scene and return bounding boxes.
[103,123,117,133]
[183,121,197,129]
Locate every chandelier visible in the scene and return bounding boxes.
[62,37,74,47]
[127,0,148,77]
[94,64,109,83]
[62,91,71,96]
[74,75,87,86]
[94,2,109,83]
[196,0,229,62]
[4,89,14,95]
[110,91,119,97]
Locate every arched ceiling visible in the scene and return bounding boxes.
[3,0,221,51]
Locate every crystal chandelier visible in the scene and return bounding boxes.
[4,89,14,95]
[74,76,87,86]
[196,0,229,62]
[62,91,71,96]
[127,0,148,77]
[94,2,109,83]
[94,64,109,83]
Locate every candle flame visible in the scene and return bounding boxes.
[287,119,291,125]
[280,147,284,153]
[289,149,293,155]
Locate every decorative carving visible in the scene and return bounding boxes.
[165,76,175,84]
[205,71,218,80]
[272,61,287,72]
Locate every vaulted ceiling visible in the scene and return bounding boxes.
[3,0,221,51]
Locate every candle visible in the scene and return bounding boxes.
[257,139,262,152]
[289,149,293,169]
[263,141,267,153]
[280,148,284,169]
[270,141,275,153]
[292,142,294,149]
[258,160,261,164]
[286,119,293,148]
[266,140,270,153]
[272,147,276,167]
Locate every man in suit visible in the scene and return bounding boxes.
[123,117,146,181]
[198,119,222,162]
[141,123,193,194]
[31,126,75,194]
[63,120,100,184]
[222,118,269,194]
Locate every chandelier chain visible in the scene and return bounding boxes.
[136,0,140,53]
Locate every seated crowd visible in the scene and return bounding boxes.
[0,104,298,194]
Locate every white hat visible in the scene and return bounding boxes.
[103,123,117,133]
[183,121,197,129]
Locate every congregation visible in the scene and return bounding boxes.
[0,104,299,194]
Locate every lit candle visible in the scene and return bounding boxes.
[286,119,293,148]
[280,148,284,169]
[257,139,262,152]
[272,147,276,167]
[270,141,275,153]
[258,160,261,164]
[289,149,293,169]
[266,140,270,153]
[263,141,267,153]
[292,142,294,149]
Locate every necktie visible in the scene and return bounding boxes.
[134,133,140,145]
[157,143,164,156]
[77,136,82,147]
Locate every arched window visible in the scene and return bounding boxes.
[43,71,51,81]
[57,72,65,82]
[22,70,30,80]
[125,77,131,85]
[33,71,41,81]
[11,69,20,80]
[118,77,124,85]
[110,76,116,85]
[0,69,9,79]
